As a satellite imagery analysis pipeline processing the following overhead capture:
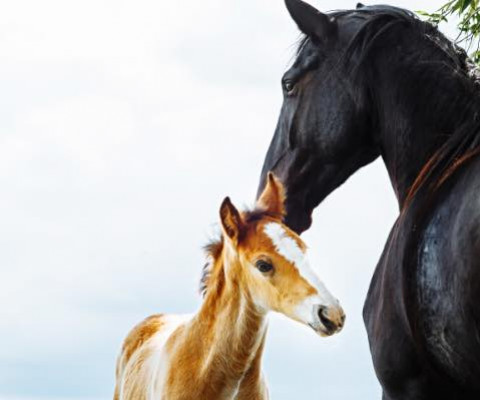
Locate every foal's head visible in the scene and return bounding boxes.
[215,173,345,336]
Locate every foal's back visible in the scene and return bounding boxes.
[114,313,191,400]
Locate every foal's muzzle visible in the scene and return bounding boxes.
[312,305,345,336]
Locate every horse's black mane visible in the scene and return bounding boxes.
[199,208,282,297]
[296,6,476,77]
[347,7,479,79]
[296,5,480,204]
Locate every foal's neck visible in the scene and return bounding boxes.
[194,245,267,396]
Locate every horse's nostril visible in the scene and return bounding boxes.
[318,306,337,332]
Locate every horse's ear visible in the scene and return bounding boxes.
[285,0,336,42]
[220,197,244,243]
[257,172,286,217]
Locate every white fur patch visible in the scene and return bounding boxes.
[119,314,192,400]
[263,222,336,305]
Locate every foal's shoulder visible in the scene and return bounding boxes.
[122,314,193,357]
[121,314,166,364]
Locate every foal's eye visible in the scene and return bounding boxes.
[255,260,274,274]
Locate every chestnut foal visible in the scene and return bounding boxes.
[114,173,345,400]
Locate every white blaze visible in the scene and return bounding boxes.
[263,222,336,305]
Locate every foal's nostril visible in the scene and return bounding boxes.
[318,306,337,332]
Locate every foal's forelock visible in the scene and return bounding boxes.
[263,222,327,297]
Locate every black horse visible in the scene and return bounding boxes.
[258,1,480,399]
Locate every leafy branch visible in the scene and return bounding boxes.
[417,0,480,64]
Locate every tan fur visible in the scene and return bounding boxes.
[114,173,343,399]
[122,314,165,366]
[114,249,271,400]
[114,315,164,400]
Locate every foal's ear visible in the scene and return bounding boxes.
[257,172,286,217]
[220,197,244,243]
[285,0,336,42]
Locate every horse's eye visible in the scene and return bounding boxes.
[283,80,295,94]
[255,260,274,274]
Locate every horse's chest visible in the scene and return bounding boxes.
[417,209,455,346]
[363,217,428,396]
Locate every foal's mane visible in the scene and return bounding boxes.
[199,208,282,297]
[296,5,480,207]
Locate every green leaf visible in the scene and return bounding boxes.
[461,0,474,12]
[418,0,480,66]
[415,10,431,16]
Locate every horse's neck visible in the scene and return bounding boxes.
[375,65,480,208]
[191,249,267,395]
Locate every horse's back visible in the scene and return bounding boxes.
[114,313,191,400]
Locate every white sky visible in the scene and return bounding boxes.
[0,1,459,399]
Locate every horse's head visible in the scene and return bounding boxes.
[259,1,474,232]
[258,1,393,233]
[218,172,344,336]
